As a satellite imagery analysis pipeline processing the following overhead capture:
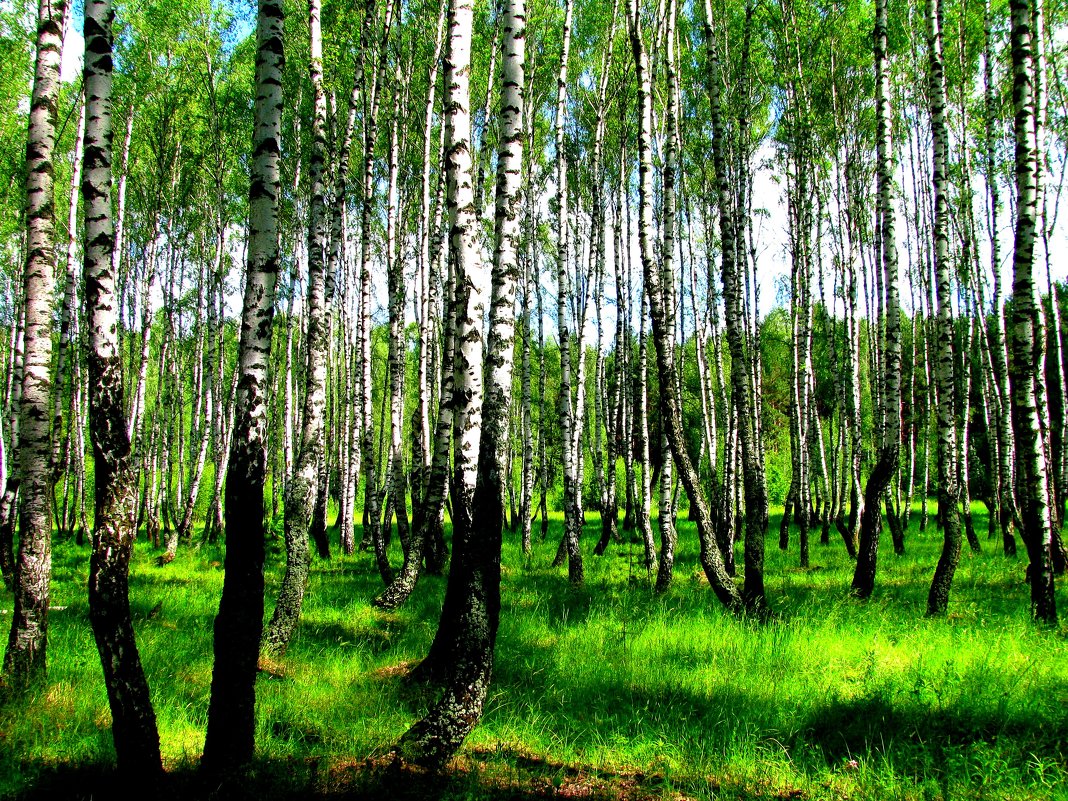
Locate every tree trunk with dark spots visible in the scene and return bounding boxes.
[81,0,163,777]
[202,0,284,773]
[4,0,67,686]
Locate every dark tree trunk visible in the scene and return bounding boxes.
[201,0,285,773]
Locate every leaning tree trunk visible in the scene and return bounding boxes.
[852,0,901,600]
[263,0,330,656]
[633,0,743,614]
[4,0,66,685]
[1008,0,1056,623]
[373,118,454,612]
[700,0,763,614]
[81,0,163,776]
[926,0,963,616]
[201,0,284,773]
[395,0,522,767]
[373,255,455,611]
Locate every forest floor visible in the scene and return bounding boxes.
[1,504,1066,800]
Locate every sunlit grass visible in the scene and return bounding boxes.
[1,502,1065,799]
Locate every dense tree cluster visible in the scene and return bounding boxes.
[0,0,1065,774]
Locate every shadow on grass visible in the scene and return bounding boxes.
[482,619,1068,787]
[9,753,685,801]
[802,691,1068,761]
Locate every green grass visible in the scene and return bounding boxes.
[1,504,1066,800]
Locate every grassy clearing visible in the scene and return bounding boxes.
[1,505,1066,800]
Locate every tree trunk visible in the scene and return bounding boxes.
[634,0,743,614]
[1,300,24,593]
[852,0,901,600]
[700,0,762,614]
[263,0,331,655]
[386,109,411,562]
[82,0,163,774]
[358,0,398,586]
[983,0,1020,555]
[554,0,582,585]
[1008,0,1056,623]
[413,0,448,522]
[636,290,656,572]
[926,0,963,616]
[201,0,284,772]
[395,0,520,766]
[654,0,679,594]
[4,0,66,685]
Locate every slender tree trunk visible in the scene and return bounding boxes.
[201,0,284,772]
[358,0,398,585]
[82,0,163,774]
[852,0,902,600]
[0,305,24,592]
[636,0,743,613]
[413,0,447,521]
[519,134,535,555]
[636,289,656,571]
[655,0,679,594]
[396,0,522,766]
[926,0,963,616]
[984,0,1020,555]
[620,146,637,535]
[554,0,582,585]
[4,0,67,685]
[1008,0,1056,623]
[50,91,84,516]
[700,0,762,614]
[386,110,411,559]
[537,239,549,541]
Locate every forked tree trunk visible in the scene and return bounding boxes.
[634,0,742,614]
[395,0,522,766]
[374,118,454,612]
[700,0,762,614]
[81,0,163,775]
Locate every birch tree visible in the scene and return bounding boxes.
[1008,0,1056,623]
[852,0,902,600]
[925,0,963,616]
[202,0,284,772]
[4,0,67,685]
[396,0,523,766]
[80,0,162,775]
